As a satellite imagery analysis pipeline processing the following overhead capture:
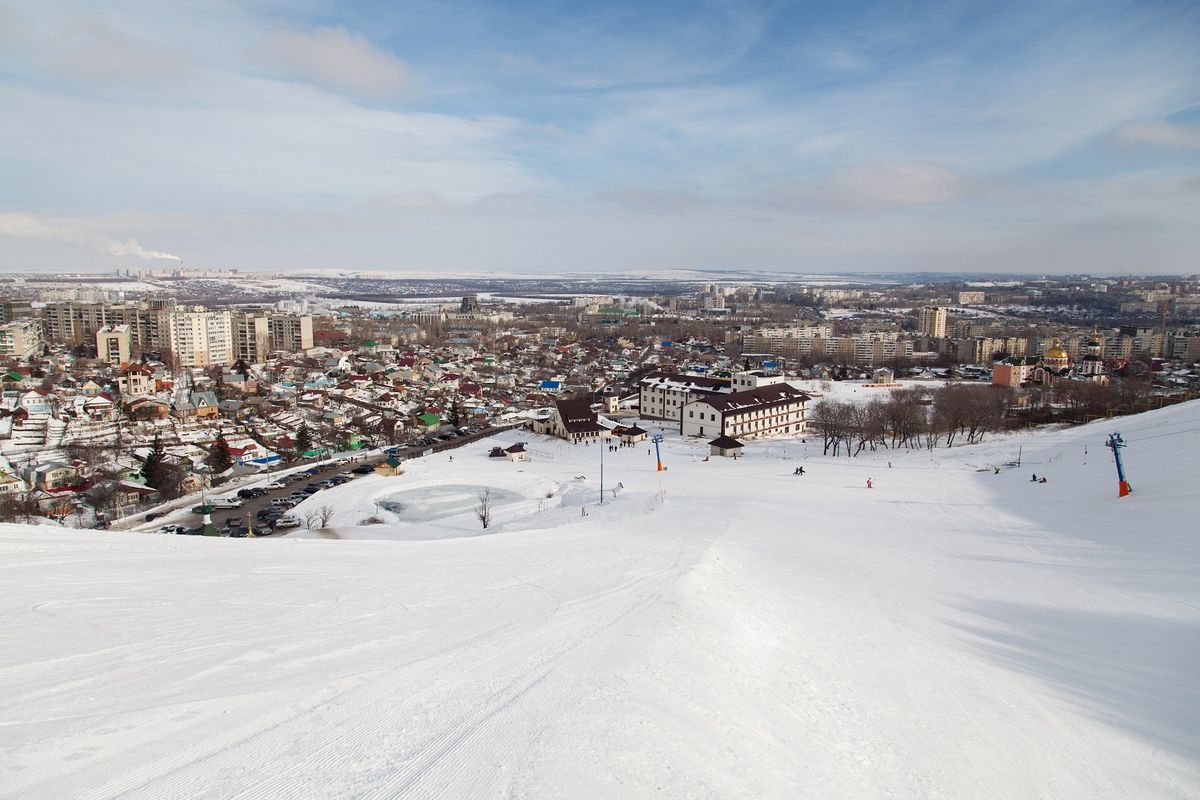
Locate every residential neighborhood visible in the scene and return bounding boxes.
[1,271,1197,528]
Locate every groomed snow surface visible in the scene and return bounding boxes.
[2,402,1198,799]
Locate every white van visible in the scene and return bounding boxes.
[210,496,243,509]
[273,515,301,529]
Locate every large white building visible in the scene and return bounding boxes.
[680,382,810,440]
[638,372,732,422]
[162,307,232,369]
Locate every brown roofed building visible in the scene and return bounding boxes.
[680,383,809,440]
[533,398,610,443]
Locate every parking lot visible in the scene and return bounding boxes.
[150,425,508,536]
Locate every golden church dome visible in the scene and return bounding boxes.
[1045,346,1068,360]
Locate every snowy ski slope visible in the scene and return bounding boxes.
[1,401,1198,798]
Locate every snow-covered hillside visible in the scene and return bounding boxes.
[2,402,1198,799]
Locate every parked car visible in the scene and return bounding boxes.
[145,512,163,522]
[158,524,186,534]
[210,496,243,509]
[273,515,301,530]
[352,464,374,475]
[237,487,267,499]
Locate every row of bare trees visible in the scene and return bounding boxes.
[808,385,1013,456]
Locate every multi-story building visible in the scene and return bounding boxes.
[232,312,272,363]
[638,372,732,422]
[680,382,810,440]
[957,291,986,305]
[0,318,43,360]
[162,307,232,368]
[41,300,170,353]
[0,297,34,323]
[918,306,947,338]
[268,313,314,353]
[96,325,131,367]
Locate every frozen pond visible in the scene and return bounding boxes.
[376,484,525,523]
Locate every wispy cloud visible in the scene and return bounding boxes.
[1,1,1198,274]
[250,26,418,101]
[769,163,966,211]
[1114,120,1200,150]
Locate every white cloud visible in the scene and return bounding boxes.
[0,212,181,261]
[770,163,965,211]
[49,18,191,82]
[1114,120,1200,150]
[251,26,418,100]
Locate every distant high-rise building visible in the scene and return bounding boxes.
[918,306,947,338]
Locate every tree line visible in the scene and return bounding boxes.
[808,385,1012,456]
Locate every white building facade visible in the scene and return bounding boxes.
[680,383,810,440]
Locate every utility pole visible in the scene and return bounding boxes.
[599,440,604,505]
[1105,433,1132,497]
[652,433,664,472]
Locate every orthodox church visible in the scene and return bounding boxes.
[992,339,1108,387]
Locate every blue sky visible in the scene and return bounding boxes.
[1,0,1198,274]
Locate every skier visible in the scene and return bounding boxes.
[1031,473,1038,482]
[994,466,1000,474]
[866,478,873,489]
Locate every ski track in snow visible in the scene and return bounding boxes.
[1,401,1199,799]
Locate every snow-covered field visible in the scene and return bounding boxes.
[2,402,1198,798]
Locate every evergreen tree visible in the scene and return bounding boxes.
[294,422,312,457]
[142,435,168,489]
[207,433,233,473]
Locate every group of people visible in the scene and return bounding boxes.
[792,466,806,476]
[1030,473,1048,483]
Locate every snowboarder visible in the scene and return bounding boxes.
[994,466,1000,474]
[1031,473,1038,482]
[1039,477,1048,483]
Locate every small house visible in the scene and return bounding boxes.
[375,456,404,477]
[708,435,744,458]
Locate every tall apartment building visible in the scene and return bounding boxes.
[42,300,166,352]
[268,313,313,353]
[232,313,272,363]
[163,307,232,368]
[0,297,34,323]
[0,319,43,360]
[956,336,1030,363]
[918,306,948,338]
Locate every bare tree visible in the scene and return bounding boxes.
[318,504,334,528]
[475,488,492,529]
[304,509,321,530]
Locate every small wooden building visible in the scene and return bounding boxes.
[708,435,744,458]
